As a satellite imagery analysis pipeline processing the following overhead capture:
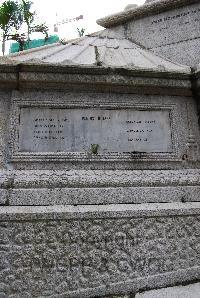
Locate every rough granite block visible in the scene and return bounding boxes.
[0,203,200,297]
[0,189,7,205]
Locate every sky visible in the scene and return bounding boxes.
[0,0,146,54]
[32,0,146,38]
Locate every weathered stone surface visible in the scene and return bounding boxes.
[19,107,172,153]
[0,204,200,297]
[97,0,199,29]
[97,0,200,66]
[0,92,11,168]
[0,4,199,296]
[126,2,200,66]
[8,186,200,206]
[10,90,200,170]
[152,38,200,67]
[0,190,7,205]
[135,282,200,298]
[8,30,190,73]
[9,169,200,188]
[1,169,200,205]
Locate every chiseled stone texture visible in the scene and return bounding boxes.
[4,169,200,205]
[9,185,200,206]
[152,38,200,68]
[135,282,200,298]
[0,91,11,168]
[105,1,200,66]
[0,169,200,206]
[9,91,200,170]
[127,2,200,49]
[0,204,200,297]
[0,168,199,206]
[0,190,7,205]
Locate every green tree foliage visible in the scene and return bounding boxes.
[0,0,49,54]
[0,0,22,54]
[77,27,86,37]
[20,0,35,41]
[31,23,49,40]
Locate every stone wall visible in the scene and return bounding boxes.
[0,91,11,169]
[8,90,200,171]
[0,204,200,297]
[0,61,199,297]
[100,1,200,66]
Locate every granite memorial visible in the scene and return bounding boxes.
[0,0,200,297]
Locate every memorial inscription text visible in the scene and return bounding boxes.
[151,8,200,25]
[18,108,172,153]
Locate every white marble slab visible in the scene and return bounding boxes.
[18,107,172,153]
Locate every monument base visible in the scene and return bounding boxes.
[1,203,200,297]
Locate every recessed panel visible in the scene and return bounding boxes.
[18,108,172,153]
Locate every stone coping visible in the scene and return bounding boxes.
[97,0,199,28]
[1,202,200,220]
[0,62,191,77]
[1,170,200,206]
[1,169,200,188]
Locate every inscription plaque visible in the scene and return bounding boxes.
[18,108,172,153]
[128,3,200,55]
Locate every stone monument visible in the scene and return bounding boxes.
[97,0,200,67]
[0,1,200,297]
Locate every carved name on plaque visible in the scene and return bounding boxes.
[151,7,200,25]
[18,108,172,153]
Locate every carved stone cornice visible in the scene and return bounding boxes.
[0,63,192,96]
[97,0,199,28]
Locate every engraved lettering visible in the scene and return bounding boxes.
[19,108,172,153]
[151,8,198,25]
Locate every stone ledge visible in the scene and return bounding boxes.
[1,202,200,220]
[8,186,200,206]
[0,63,192,95]
[3,169,200,188]
[18,71,192,95]
[1,169,200,206]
